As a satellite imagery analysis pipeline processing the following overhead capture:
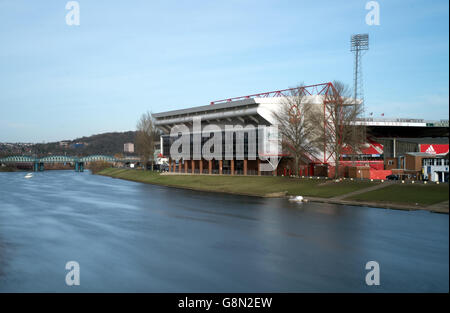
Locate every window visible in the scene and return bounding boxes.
[423,159,435,166]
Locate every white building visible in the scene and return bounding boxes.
[422,155,449,182]
[154,149,168,166]
[124,142,134,153]
[153,83,347,176]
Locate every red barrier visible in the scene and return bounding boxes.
[369,170,392,180]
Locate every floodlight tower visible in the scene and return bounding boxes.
[351,34,369,113]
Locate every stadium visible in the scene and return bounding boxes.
[153,82,449,182]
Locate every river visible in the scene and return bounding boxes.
[0,170,448,292]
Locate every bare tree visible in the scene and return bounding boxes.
[272,85,317,176]
[136,111,158,170]
[306,81,366,178]
[346,117,366,165]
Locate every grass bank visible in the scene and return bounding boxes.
[345,184,449,206]
[0,166,17,172]
[98,168,449,212]
[99,168,379,198]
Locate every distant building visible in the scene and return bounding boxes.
[124,142,134,153]
[154,149,168,165]
[422,154,449,182]
[59,141,70,147]
[71,142,86,149]
[384,152,449,181]
[383,142,449,180]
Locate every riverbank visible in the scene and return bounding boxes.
[0,166,17,172]
[98,168,449,213]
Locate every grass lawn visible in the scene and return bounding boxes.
[346,183,449,206]
[98,168,378,198]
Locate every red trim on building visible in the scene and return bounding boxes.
[419,144,449,155]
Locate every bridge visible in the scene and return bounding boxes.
[0,155,140,172]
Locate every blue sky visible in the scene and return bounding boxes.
[0,0,448,142]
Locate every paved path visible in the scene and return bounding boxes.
[331,181,395,200]
[425,201,450,214]
[306,196,448,213]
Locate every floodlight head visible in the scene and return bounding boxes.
[351,34,369,51]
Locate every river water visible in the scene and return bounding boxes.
[0,170,448,292]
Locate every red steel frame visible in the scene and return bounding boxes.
[210,83,333,105]
[210,82,343,165]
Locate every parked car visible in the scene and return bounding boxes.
[145,164,168,172]
[159,164,169,172]
[386,174,399,180]
[150,164,160,171]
